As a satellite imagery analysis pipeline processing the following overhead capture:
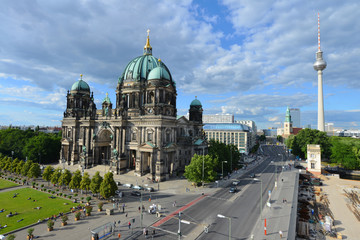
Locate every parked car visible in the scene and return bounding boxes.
[249,173,255,178]
[131,191,141,197]
[145,187,154,192]
[229,187,237,193]
[232,181,240,186]
[123,183,133,188]
[132,185,144,190]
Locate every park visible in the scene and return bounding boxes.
[0,181,78,235]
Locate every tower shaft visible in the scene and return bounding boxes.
[317,70,325,131]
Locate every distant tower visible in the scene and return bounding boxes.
[313,13,327,131]
[284,106,293,137]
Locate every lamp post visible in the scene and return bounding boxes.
[222,161,228,180]
[202,149,205,187]
[217,214,231,240]
[11,151,14,160]
[254,178,263,219]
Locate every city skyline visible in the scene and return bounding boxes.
[1,1,360,129]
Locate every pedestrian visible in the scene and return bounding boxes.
[279,230,283,238]
[125,212,128,218]
[122,206,125,213]
[143,228,146,235]
[152,229,156,236]
[138,206,141,212]
[128,221,131,229]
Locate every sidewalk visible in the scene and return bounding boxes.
[251,168,299,240]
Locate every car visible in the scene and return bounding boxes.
[116,181,121,186]
[123,183,133,188]
[232,181,240,186]
[229,187,237,193]
[145,187,154,192]
[132,185,144,190]
[131,191,141,197]
[249,173,255,178]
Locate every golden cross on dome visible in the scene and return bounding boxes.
[147,29,150,36]
[80,74,83,80]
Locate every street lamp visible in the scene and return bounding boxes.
[178,212,190,239]
[222,161,228,179]
[217,214,231,240]
[202,149,205,187]
[254,178,263,219]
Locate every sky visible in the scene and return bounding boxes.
[0,0,360,130]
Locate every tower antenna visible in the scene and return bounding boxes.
[318,12,321,52]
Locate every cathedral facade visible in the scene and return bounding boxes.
[60,33,207,181]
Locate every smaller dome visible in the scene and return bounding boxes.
[190,97,202,107]
[71,75,90,94]
[148,66,171,80]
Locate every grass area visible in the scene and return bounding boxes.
[0,179,19,190]
[0,188,79,234]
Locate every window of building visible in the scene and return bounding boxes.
[311,162,315,169]
[147,132,153,141]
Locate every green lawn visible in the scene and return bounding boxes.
[0,188,79,234]
[0,179,19,190]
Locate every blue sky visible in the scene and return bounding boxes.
[1,0,360,130]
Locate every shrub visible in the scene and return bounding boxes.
[41,184,44,188]
[75,211,81,219]
[27,228,34,236]
[47,219,54,228]
[56,189,59,192]
[74,193,78,197]
[64,194,67,197]
[86,196,91,203]
[51,191,55,194]
[48,189,51,193]
[81,197,84,200]
[59,193,63,196]
[68,195,72,199]
[85,206,93,214]
[97,202,104,210]
[61,214,68,223]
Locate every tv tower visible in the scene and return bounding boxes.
[313,13,327,131]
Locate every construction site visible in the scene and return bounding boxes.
[296,171,360,240]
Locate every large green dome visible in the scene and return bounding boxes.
[70,75,90,95]
[119,55,173,83]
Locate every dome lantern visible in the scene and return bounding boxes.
[144,29,152,55]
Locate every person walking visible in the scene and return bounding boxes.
[279,230,283,238]
[128,221,131,229]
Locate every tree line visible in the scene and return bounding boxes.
[286,128,360,170]
[184,140,243,183]
[0,128,61,164]
[0,155,117,199]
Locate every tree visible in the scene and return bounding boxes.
[99,172,117,199]
[90,171,103,197]
[287,129,331,159]
[27,163,41,179]
[80,172,91,194]
[15,160,24,175]
[23,133,61,164]
[184,154,218,184]
[51,168,62,185]
[21,160,33,177]
[277,135,283,143]
[69,170,82,192]
[329,137,360,169]
[42,166,54,185]
[208,140,240,176]
[58,169,72,189]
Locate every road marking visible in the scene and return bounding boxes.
[152,194,207,227]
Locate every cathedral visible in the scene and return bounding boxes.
[60,32,207,181]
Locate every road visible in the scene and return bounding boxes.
[153,144,287,239]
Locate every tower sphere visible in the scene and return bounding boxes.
[313,52,327,71]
